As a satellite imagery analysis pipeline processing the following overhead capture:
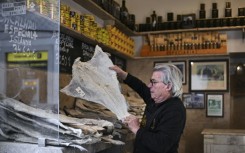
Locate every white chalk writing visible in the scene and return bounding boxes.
[2,1,26,17]
[81,42,95,61]
[60,33,74,53]
[60,54,71,67]
[2,15,38,55]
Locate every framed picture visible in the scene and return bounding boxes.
[206,93,224,117]
[154,61,186,84]
[182,93,205,109]
[189,59,229,92]
[181,13,196,29]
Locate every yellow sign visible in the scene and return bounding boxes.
[7,51,48,62]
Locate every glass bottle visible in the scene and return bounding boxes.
[120,0,129,25]
[151,11,157,30]
[212,3,219,18]
[199,3,206,19]
[225,2,232,17]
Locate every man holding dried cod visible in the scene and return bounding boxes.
[110,64,186,153]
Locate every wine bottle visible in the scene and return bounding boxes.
[120,0,129,25]
[212,3,219,18]
[199,3,206,19]
[151,10,157,30]
[238,7,244,17]
[225,2,232,17]
[167,12,174,21]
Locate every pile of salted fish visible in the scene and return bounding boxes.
[63,84,146,125]
[61,45,130,120]
[0,94,124,152]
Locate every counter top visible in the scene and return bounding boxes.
[0,141,114,153]
[201,129,245,136]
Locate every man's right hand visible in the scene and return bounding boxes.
[109,65,128,80]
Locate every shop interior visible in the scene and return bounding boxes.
[0,0,245,153]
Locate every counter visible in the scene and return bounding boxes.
[202,129,245,153]
[0,141,113,153]
[0,132,135,153]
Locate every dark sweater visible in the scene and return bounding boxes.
[124,74,186,153]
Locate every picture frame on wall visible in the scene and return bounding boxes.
[154,61,186,84]
[189,59,229,92]
[181,13,196,29]
[182,93,205,109]
[206,93,224,117]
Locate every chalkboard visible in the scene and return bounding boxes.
[81,42,95,62]
[59,33,127,73]
[111,55,127,71]
[59,32,95,74]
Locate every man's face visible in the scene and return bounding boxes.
[148,71,171,103]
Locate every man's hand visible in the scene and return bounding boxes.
[123,115,140,134]
[109,65,128,80]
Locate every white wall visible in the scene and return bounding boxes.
[227,30,245,53]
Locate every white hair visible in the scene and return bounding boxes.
[153,64,183,97]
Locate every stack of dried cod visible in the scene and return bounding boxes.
[61,45,130,120]
[61,45,145,123]
[0,94,124,152]
[63,83,145,125]
[121,84,146,121]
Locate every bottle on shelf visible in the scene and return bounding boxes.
[225,2,232,17]
[120,0,129,26]
[212,3,219,18]
[157,16,163,23]
[199,3,206,19]
[146,17,151,23]
[112,1,121,19]
[128,14,136,30]
[238,7,245,17]
[167,12,174,21]
[151,10,157,30]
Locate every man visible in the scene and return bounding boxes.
[110,64,186,153]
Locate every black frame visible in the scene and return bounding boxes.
[182,92,205,109]
[189,59,229,92]
[206,93,224,117]
[181,13,196,28]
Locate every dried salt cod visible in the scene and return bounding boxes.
[0,96,123,151]
[61,45,130,120]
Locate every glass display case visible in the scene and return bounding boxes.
[0,1,135,152]
[0,0,61,151]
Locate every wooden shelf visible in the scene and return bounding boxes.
[134,53,229,60]
[138,26,245,35]
[66,0,245,60]
[72,0,138,36]
[60,25,134,59]
[138,45,228,59]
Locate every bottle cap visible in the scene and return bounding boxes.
[167,12,174,21]
[212,3,217,9]
[226,2,231,8]
[200,3,205,10]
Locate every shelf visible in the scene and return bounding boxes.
[60,25,134,59]
[65,0,245,60]
[73,0,138,36]
[138,26,245,35]
[134,53,229,60]
[67,0,245,36]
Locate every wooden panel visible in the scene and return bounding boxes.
[140,45,227,57]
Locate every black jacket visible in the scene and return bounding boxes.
[124,74,186,153]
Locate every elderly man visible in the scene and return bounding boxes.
[110,64,186,153]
